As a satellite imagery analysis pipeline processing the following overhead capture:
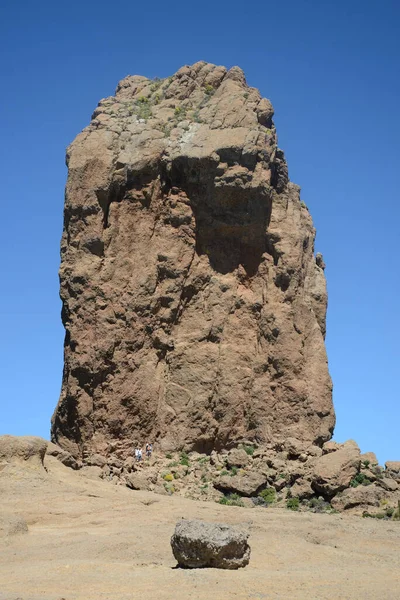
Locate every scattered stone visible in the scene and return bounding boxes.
[171,520,250,569]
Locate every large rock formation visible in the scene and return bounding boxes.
[51,62,335,460]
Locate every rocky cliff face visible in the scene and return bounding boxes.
[51,62,335,459]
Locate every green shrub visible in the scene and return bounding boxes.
[167,461,179,468]
[286,497,300,511]
[308,497,332,512]
[386,507,394,518]
[180,452,190,467]
[230,466,238,476]
[165,453,173,459]
[242,445,256,456]
[203,84,215,95]
[363,460,370,468]
[220,470,229,476]
[258,488,276,504]
[219,493,244,507]
[350,473,369,487]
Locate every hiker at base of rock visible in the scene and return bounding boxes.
[135,447,142,462]
[146,443,153,458]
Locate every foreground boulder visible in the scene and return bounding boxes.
[171,520,250,569]
[51,61,334,459]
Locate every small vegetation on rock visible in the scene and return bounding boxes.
[242,444,256,456]
[350,473,371,487]
[286,497,300,511]
[179,452,190,467]
[258,487,276,504]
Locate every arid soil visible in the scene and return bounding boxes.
[1,454,399,600]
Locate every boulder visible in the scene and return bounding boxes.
[226,448,249,468]
[312,442,361,497]
[284,437,305,459]
[331,485,385,511]
[126,472,155,491]
[86,453,107,468]
[322,441,341,454]
[171,520,250,569]
[46,441,80,469]
[377,477,398,492]
[290,479,314,500]
[214,472,267,496]
[385,461,400,476]
[0,435,47,469]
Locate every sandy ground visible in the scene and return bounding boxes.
[1,456,399,600]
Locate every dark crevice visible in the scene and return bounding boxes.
[162,156,272,276]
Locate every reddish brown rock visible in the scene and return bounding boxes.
[51,62,335,460]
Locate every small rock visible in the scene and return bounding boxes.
[171,520,250,569]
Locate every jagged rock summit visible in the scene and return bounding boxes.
[52,61,335,460]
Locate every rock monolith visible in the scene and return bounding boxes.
[51,62,335,460]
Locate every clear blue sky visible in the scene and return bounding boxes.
[1,0,399,464]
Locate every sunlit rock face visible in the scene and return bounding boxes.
[51,62,334,459]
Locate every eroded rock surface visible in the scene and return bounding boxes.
[52,61,334,459]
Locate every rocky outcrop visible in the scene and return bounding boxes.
[171,520,250,569]
[0,435,47,469]
[51,61,334,460]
